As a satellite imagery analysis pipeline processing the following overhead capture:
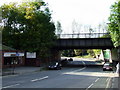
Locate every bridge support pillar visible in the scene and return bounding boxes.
[111,48,118,61]
[103,49,112,63]
[99,50,104,61]
[109,50,112,63]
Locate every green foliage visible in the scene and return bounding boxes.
[93,49,101,55]
[74,49,88,56]
[108,1,120,47]
[62,49,75,57]
[87,49,95,56]
[76,54,93,58]
[87,49,101,57]
[0,26,2,44]
[1,1,56,58]
[62,49,101,58]
[62,49,88,57]
[74,49,82,56]
[100,34,111,38]
[56,21,62,38]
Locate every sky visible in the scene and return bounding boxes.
[0,0,116,33]
[44,0,116,33]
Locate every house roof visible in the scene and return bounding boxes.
[0,44,16,51]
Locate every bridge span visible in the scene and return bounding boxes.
[54,33,114,50]
[51,33,118,63]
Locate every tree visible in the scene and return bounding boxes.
[1,1,56,59]
[71,20,83,33]
[93,49,101,58]
[74,49,82,56]
[87,49,101,58]
[108,1,120,47]
[0,25,3,44]
[88,27,94,38]
[87,49,95,57]
[62,49,75,57]
[56,21,62,38]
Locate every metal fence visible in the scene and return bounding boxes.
[57,33,110,38]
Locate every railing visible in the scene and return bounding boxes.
[57,33,110,38]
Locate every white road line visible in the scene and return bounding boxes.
[106,77,112,89]
[31,76,48,82]
[71,67,86,72]
[88,83,93,88]
[82,60,86,66]
[86,83,94,90]
[86,78,100,90]
[106,78,109,82]
[3,84,20,88]
[95,78,99,82]
[62,67,86,75]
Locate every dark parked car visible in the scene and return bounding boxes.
[61,58,68,66]
[68,58,73,61]
[48,62,62,70]
[103,63,113,71]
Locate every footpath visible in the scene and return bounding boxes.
[111,74,120,90]
[2,66,44,76]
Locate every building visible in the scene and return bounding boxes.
[25,52,41,67]
[0,44,25,68]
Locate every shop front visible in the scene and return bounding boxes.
[2,51,25,68]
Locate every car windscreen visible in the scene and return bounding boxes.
[104,64,112,67]
[49,62,58,66]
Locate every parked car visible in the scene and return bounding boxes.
[103,63,113,71]
[68,58,73,61]
[61,58,68,66]
[48,62,62,70]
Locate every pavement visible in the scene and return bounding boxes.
[1,66,120,89]
[111,74,120,90]
[2,66,44,76]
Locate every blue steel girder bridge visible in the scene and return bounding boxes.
[54,33,114,50]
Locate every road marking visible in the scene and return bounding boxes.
[3,84,20,88]
[71,67,86,72]
[86,83,94,90]
[88,83,93,88]
[31,76,48,82]
[106,78,109,82]
[86,78,100,90]
[106,77,112,89]
[82,60,86,66]
[95,78,99,82]
[62,67,86,75]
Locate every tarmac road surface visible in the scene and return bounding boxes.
[2,58,117,89]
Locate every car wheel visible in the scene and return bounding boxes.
[59,67,61,70]
[57,67,61,70]
[110,69,113,71]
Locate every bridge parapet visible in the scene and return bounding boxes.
[57,33,110,38]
